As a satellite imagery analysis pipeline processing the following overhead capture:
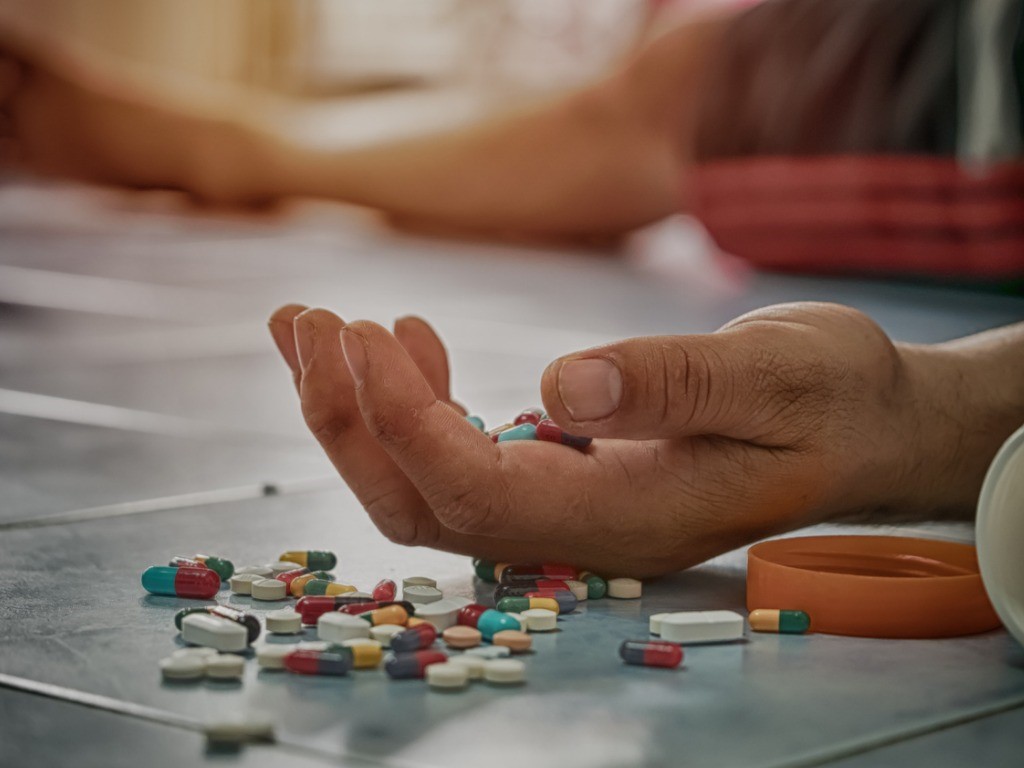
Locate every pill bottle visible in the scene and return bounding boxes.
[976,422,1024,649]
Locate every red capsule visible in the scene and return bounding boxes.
[372,579,397,602]
[619,639,683,668]
[514,408,545,426]
[285,648,352,676]
[275,567,310,589]
[296,595,370,625]
[524,589,578,614]
[499,564,578,584]
[457,603,488,628]
[385,650,447,679]
[536,419,592,449]
[390,623,437,652]
[494,580,569,600]
[339,601,380,616]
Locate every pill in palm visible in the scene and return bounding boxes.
[497,423,537,442]
[535,419,592,449]
[514,408,545,426]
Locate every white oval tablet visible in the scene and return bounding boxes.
[415,599,462,631]
[297,640,332,651]
[205,654,245,680]
[483,659,525,685]
[229,573,262,595]
[182,614,248,653]
[649,612,670,636]
[402,576,437,590]
[447,654,486,680]
[172,647,220,661]
[250,579,287,601]
[370,623,405,647]
[403,585,443,604]
[659,610,745,644]
[270,561,302,575]
[256,644,292,670]
[521,608,557,632]
[426,662,469,690]
[160,655,205,681]
[607,578,642,599]
[266,609,302,635]
[463,644,511,659]
[565,580,588,602]
[318,612,371,643]
[235,565,273,579]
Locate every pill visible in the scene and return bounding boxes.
[172,647,219,661]
[404,585,443,604]
[289,571,337,597]
[487,423,515,440]
[370,624,405,647]
[279,551,337,571]
[447,596,475,608]
[496,596,560,614]
[466,415,486,431]
[442,626,482,649]
[457,603,488,628]
[390,623,438,652]
[463,645,511,659]
[414,599,462,631]
[229,573,262,595]
[499,564,577,583]
[205,654,245,680]
[578,571,607,599]
[295,595,374,625]
[175,605,260,644]
[476,609,522,640]
[275,567,310,590]
[564,580,589,602]
[372,579,397,602]
[607,578,642,599]
[659,611,745,644]
[339,640,383,669]
[493,580,570,600]
[236,565,273,578]
[473,559,498,582]
[521,608,557,632]
[406,617,427,629]
[256,644,292,670]
[345,592,373,600]
[318,612,371,643]
[251,579,287,601]
[748,609,811,634]
[193,555,235,581]
[182,613,249,652]
[204,717,274,745]
[160,655,205,681]
[338,602,380,616]
[303,579,356,597]
[297,641,332,651]
[497,423,537,442]
[285,648,351,676]
[492,630,532,653]
[483,659,525,685]
[524,590,577,614]
[514,408,545,426]
[447,654,486,679]
[168,556,204,569]
[536,419,592,449]
[504,612,527,631]
[619,639,683,668]
[360,605,409,627]
[426,661,470,691]
[266,609,303,635]
[270,561,302,575]
[385,650,448,679]
[649,613,670,635]
[142,566,220,599]
[402,576,437,590]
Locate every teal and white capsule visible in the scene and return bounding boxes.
[497,423,537,442]
[749,609,811,634]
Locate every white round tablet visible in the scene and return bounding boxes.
[318,612,370,643]
[266,609,302,635]
[447,654,486,680]
[205,654,245,680]
[521,608,557,632]
[370,623,405,647]
[565,580,589,602]
[229,573,262,595]
[402,576,437,590]
[250,579,287,601]
[607,578,642,599]
[415,599,462,631]
[426,662,469,690]
[235,565,272,579]
[271,561,302,575]
[483,659,525,685]
[463,644,511,660]
[172,647,220,661]
[160,655,204,681]
[256,644,292,670]
[503,612,527,632]
[403,585,443,604]
[649,612,670,636]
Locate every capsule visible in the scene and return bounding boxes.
[141,566,220,599]
[284,648,351,676]
[473,560,498,583]
[619,639,683,668]
[372,579,397,602]
[174,605,260,644]
[496,596,560,614]
[749,609,811,634]
[384,650,448,679]
[466,415,486,431]
[578,571,608,599]
[536,419,592,449]
[296,595,373,624]
[340,600,415,617]
[457,603,488,628]
[499,564,577,584]
[289,571,336,597]
[360,605,409,627]
[278,551,337,572]
[487,423,515,442]
[524,589,577,614]
[390,623,438,652]
[497,423,537,442]
[476,609,521,640]
[193,555,234,581]
[494,580,570,600]
[513,408,545,426]
[304,579,356,597]
[335,642,383,669]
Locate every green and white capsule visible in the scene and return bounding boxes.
[749,609,811,634]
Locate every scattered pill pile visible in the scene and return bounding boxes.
[468,409,593,448]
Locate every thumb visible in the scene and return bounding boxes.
[540,330,791,442]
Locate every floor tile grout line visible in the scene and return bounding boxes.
[756,692,1024,768]
[0,475,340,531]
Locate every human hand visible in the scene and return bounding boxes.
[268,302,953,577]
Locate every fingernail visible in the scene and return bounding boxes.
[294,315,316,370]
[341,330,367,388]
[557,358,622,420]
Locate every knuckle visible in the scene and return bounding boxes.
[303,406,353,451]
[434,482,504,536]
[364,403,418,448]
